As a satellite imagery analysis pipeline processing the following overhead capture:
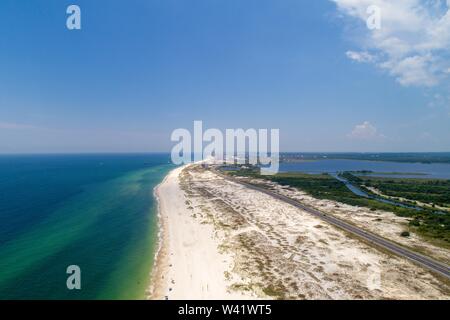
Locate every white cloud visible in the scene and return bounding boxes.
[346,50,375,63]
[380,54,438,86]
[332,0,450,87]
[347,121,385,140]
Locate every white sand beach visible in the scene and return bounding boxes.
[148,164,450,300]
[148,165,256,300]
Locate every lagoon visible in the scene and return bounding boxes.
[280,159,450,179]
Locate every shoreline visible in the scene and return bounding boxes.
[147,165,178,299]
[147,164,257,299]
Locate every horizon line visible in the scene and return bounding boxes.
[1,151,450,156]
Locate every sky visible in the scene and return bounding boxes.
[0,0,449,153]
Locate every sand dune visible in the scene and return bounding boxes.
[148,164,449,300]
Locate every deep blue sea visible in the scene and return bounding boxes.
[0,154,173,299]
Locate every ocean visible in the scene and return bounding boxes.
[0,153,173,299]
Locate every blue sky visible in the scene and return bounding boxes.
[0,0,449,153]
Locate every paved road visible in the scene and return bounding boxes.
[217,171,450,279]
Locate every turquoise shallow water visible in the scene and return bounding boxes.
[0,154,173,299]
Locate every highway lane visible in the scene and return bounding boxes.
[215,170,450,279]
